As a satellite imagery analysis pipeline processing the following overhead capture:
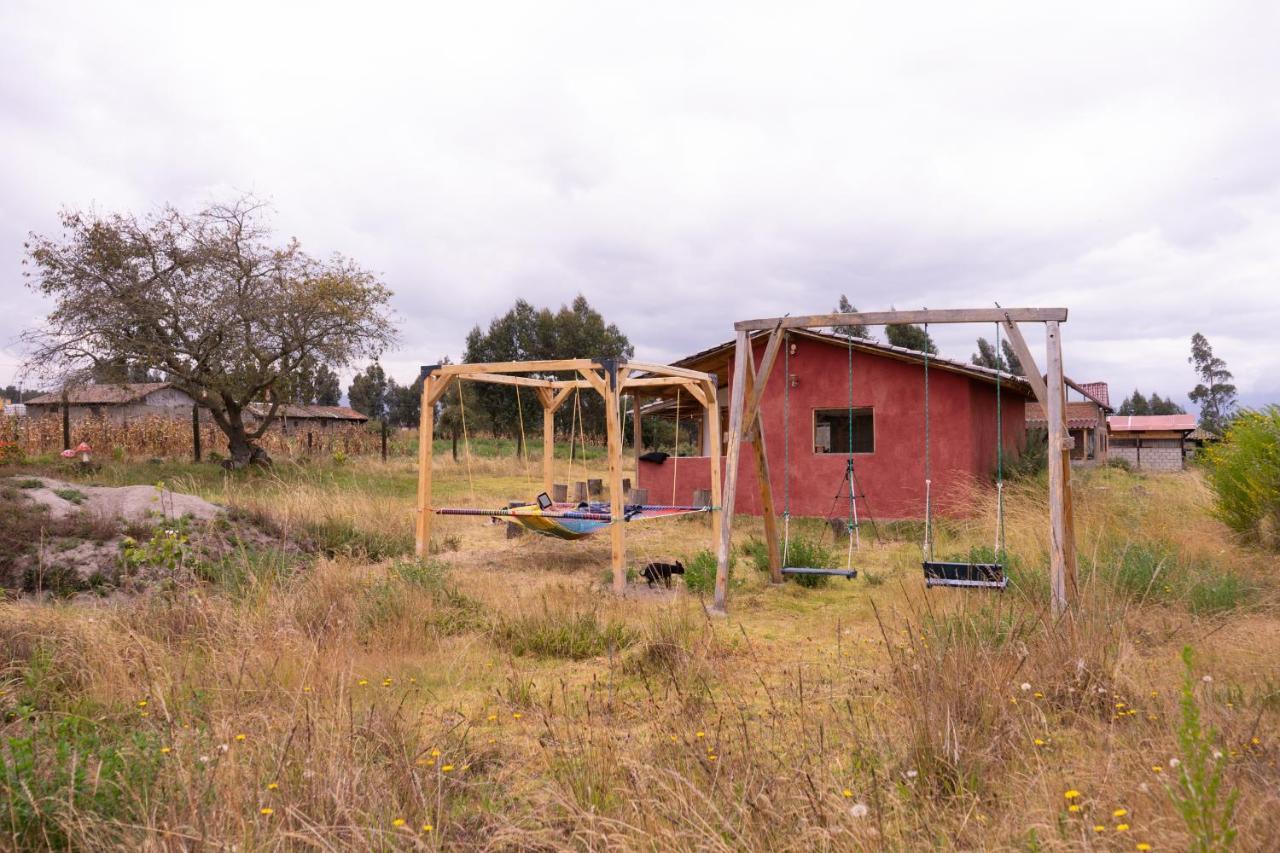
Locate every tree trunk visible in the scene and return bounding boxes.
[451,431,459,462]
[221,405,273,469]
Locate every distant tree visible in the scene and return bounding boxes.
[1118,389,1151,416]
[348,362,389,421]
[23,196,395,466]
[1149,393,1186,416]
[284,355,341,406]
[434,358,489,460]
[970,337,1022,374]
[464,295,632,442]
[1188,333,1237,434]
[89,356,159,384]
[886,320,938,355]
[386,375,423,428]
[832,295,873,340]
[2,385,44,403]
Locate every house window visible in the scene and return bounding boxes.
[814,408,874,454]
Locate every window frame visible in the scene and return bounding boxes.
[811,406,875,455]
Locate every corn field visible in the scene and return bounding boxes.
[0,414,393,461]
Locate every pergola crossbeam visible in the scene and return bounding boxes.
[735,307,1068,331]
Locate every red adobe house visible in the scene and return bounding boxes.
[636,330,1034,520]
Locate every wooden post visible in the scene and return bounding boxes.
[415,374,437,558]
[603,376,626,593]
[192,404,201,462]
[1045,322,1075,616]
[705,379,723,563]
[62,397,71,451]
[745,346,783,583]
[381,419,388,461]
[714,332,751,614]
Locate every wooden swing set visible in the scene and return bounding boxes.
[413,358,722,593]
[713,307,1079,617]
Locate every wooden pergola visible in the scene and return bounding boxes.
[415,358,722,593]
[715,307,1079,617]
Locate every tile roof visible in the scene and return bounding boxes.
[1076,381,1111,409]
[1108,414,1197,432]
[248,403,369,421]
[26,383,177,406]
[1026,401,1104,430]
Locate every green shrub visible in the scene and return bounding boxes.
[16,479,42,489]
[683,549,719,593]
[1106,543,1183,602]
[1187,571,1254,616]
[1169,646,1238,851]
[53,487,87,505]
[1206,405,1280,548]
[493,602,635,659]
[1008,426,1048,479]
[781,536,838,588]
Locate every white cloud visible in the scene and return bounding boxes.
[2,0,1278,408]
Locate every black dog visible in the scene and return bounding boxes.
[641,561,685,589]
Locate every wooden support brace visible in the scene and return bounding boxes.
[745,344,783,583]
[714,331,751,614]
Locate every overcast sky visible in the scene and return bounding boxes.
[3,1,1278,408]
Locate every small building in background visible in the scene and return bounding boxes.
[25,383,197,424]
[1026,380,1113,464]
[247,403,369,433]
[1107,414,1197,471]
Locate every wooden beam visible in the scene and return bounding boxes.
[540,391,556,494]
[549,386,574,412]
[425,374,455,408]
[705,379,723,574]
[745,345,783,583]
[620,376,708,390]
[1045,321,1075,617]
[578,368,608,398]
[546,379,594,390]
[679,381,709,409]
[624,360,717,382]
[604,379,626,594]
[1000,319,1048,408]
[714,331,751,614]
[735,307,1068,331]
[415,377,437,557]
[741,327,785,435]
[436,359,598,376]
[452,372,555,390]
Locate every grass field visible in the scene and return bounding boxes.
[1,450,1277,850]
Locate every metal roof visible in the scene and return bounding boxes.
[1107,414,1197,432]
[26,382,178,406]
[248,403,369,421]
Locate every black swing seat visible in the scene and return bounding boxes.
[922,561,1007,590]
[782,567,858,580]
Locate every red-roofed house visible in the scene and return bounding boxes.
[1107,414,1197,471]
[1026,379,1113,463]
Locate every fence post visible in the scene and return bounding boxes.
[62,399,71,451]
[192,405,202,462]
[381,419,388,461]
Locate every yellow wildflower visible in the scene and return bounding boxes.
[392,818,406,827]
[696,731,705,738]
[1116,823,1130,832]
[1093,825,1105,833]
[1068,804,1081,813]
[422,824,434,832]
[442,764,454,772]
[267,782,279,791]
[137,700,148,708]
[260,807,274,816]
[842,788,853,798]
[1064,790,1081,800]
[235,734,246,742]
[357,678,368,686]
[1136,844,1152,851]
[1113,808,1128,818]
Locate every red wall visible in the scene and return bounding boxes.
[639,337,1026,520]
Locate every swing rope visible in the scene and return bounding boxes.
[458,379,476,503]
[782,332,791,566]
[922,322,932,562]
[566,385,581,488]
[515,385,531,485]
[845,329,857,568]
[994,321,1006,559]
[671,385,681,506]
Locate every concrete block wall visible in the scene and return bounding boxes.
[1111,445,1184,471]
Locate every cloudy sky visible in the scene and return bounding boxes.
[2,1,1277,408]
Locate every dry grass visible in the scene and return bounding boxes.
[1,456,1278,850]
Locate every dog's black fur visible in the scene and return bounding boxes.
[641,560,685,589]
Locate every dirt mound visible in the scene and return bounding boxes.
[1,477,302,598]
[17,477,222,523]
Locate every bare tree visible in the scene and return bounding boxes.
[23,196,396,467]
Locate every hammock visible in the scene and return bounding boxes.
[436,494,712,541]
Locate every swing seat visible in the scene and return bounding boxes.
[782,567,858,580]
[922,561,1007,590]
